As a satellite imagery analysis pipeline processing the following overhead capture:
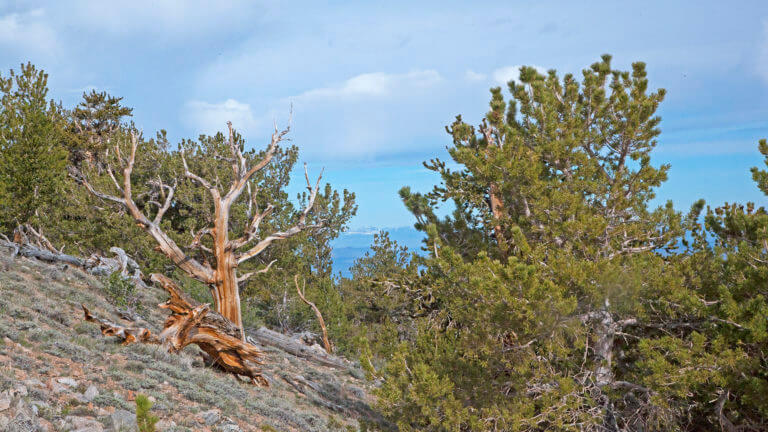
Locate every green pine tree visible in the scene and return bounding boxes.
[374,56,721,431]
[0,63,68,232]
[135,394,159,432]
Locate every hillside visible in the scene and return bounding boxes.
[0,247,383,432]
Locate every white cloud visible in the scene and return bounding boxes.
[492,64,547,85]
[758,19,768,84]
[63,0,262,38]
[295,70,442,102]
[465,69,486,81]
[0,8,58,54]
[183,99,259,135]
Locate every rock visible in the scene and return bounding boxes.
[23,378,44,388]
[50,381,68,394]
[57,377,78,388]
[12,384,27,397]
[0,415,9,430]
[36,418,55,432]
[0,390,11,412]
[8,416,36,432]
[65,415,104,432]
[82,385,99,402]
[106,409,136,432]
[217,421,242,432]
[200,408,221,425]
[8,399,37,432]
[155,419,177,431]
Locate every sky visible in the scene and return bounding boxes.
[2,1,768,244]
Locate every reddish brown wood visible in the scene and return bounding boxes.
[83,273,267,385]
[77,123,324,341]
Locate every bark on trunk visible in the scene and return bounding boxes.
[248,327,348,370]
[590,308,619,432]
[214,268,243,340]
[295,275,332,354]
[489,182,507,257]
[210,204,245,341]
[81,273,267,385]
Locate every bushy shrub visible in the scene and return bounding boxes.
[104,272,143,312]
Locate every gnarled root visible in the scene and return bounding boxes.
[82,274,267,385]
[82,304,158,345]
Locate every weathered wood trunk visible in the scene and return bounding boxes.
[249,327,348,370]
[82,273,267,385]
[72,122,328,378]
[489,182,506,255]
[213,251,243,341]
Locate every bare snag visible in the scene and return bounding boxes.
[294,274,332,354]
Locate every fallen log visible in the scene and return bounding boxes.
[0,239,84,267]
[83,273,268,385]
[0,238,145,284]
[82,304,157,345]
[248,326,348,370]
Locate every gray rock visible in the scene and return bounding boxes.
[57,377,78,388]
[0,415,9,430]
[200,409,221,425]
[0,390,11,412]
[82,385,99,403]
[155,419,176,431]
[106,409,136,432]
[7,417,36,432]
[12,384,27,398]
[22,379,43,388]
[217,422,242,432]
[50,382,68,394]
[65,415,104,432]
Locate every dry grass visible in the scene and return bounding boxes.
[0,249,384,431]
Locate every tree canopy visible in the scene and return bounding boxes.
[0,57,765,431]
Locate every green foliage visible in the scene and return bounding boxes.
[364,56,768,431]
[69,90,133,167]
[135,393,159,432]
[0,63,68,230]
[3,59,766,431]
[167,130,357,331]
[336,231,419,359]
[104,272,143,312]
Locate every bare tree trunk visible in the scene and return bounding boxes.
[214,256,244,341]
[83,274,268,385]
[75,122,326,359]
[489,182,506,257]
[587,306,619,432]
[295,275,332,354]
[209,202,244,339]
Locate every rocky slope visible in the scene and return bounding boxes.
[0,248,383,431]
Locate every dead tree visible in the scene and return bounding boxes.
[294,275,332,354]
[77,121,323,340]
[83,274,267,385]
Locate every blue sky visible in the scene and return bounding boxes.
[2,1,768,240]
